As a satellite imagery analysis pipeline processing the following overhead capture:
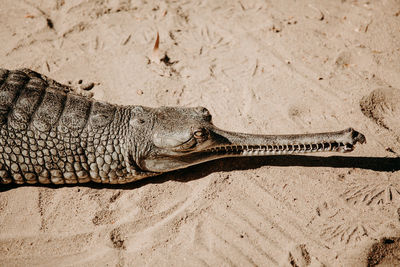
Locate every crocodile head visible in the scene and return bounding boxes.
[129,106,366,174]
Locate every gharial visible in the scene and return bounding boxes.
[0,68,366,185]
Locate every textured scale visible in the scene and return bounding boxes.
[0,68,139,185]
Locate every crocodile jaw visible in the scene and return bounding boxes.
[140,127,366,173]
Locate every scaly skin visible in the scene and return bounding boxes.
[0,69,149,184]
[0,68,366,185]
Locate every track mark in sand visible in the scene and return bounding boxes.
[109,191,122,203]
[360,87,400,136]
[247,176,326,247]
[92,209,114,225]
[37,188,56,231]
[0,194,7,212]
[283,243,325,266]
[112,198,188,242]
[229,205,284,251]
[210,246,236,267]
[188,179,286,265]
[286,244,311,267]
[193,222,237,267]
[110,227,126,250]
[334,51,352,69]
[323,223,373,245]
[87,190,120,226]
[192,220,229,266]
[367,237,400,266]
[211,227,259,266]
[0,232,94,258]
[104,176,230,253]
[342,179,400,206]
[313,202,378,246]
[208,208,279,265]
[192,174,324,266]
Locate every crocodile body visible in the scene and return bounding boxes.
[0,68,366,185]
[0,69,143,184]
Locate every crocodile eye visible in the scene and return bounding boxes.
[194,130,204,138]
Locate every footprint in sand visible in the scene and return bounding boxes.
[367,237,400,267]
[281,243,325,267]
[360,87,400,136]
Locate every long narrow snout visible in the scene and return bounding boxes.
[207,127,366,155]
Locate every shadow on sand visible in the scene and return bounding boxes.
[1,155,399,192]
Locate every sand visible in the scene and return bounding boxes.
[1,0,400,266]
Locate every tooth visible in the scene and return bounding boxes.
[317,143,322,151]
[311,144,315,150]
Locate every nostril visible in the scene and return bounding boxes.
[352,130,366,144]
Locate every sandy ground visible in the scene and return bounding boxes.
[1,0,400,266]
